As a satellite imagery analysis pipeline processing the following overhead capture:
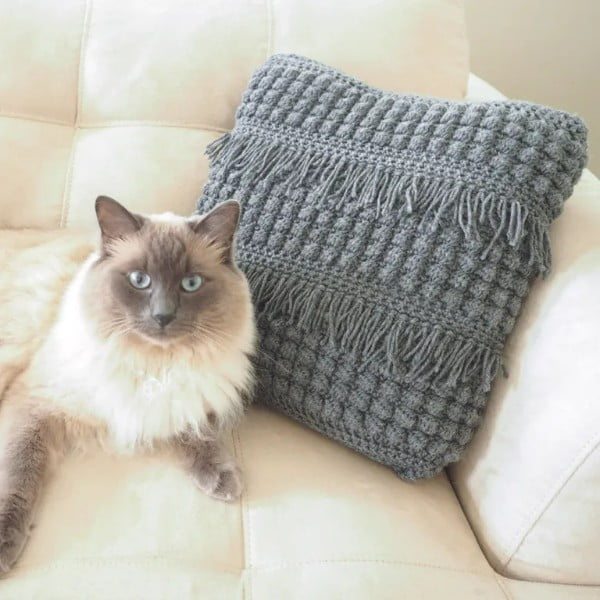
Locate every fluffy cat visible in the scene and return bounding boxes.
[0,197,255,573]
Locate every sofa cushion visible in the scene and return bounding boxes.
[0,0,468,231]
[0,407,509,600]
[198,54,587,480]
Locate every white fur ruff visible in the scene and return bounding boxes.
[29,255,254,452]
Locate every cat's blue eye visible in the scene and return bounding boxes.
[128,270,151,290]
[181,274,203,292]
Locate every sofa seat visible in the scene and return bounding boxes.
[0,406,505,599]
[2,404,598,599]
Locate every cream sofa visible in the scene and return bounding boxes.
[0,1,599,598]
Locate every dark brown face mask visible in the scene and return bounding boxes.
[86,196,247,347]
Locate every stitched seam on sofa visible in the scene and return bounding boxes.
[59,0,91,228]
[264,0,273,58]
[502,579,600,591]
[247,558,493,577]
[494,573,515,600]
[234,428,253,600]
[0,112,73,127]
[59,128,80,228]
[242,257,509,350]
[231,429,247,575]
[12,556,242,575]
[501,432,600,572]
[10,556,501,580]
[235,120,568,206]
[75,0,92,126]
[77,120,229,132]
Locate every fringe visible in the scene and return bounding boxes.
[245,264,502,391]
[206,132,553,273]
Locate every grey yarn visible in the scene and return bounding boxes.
[197,54,587,479]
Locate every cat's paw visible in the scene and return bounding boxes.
[0,497,31,575]
[192,461,243,503]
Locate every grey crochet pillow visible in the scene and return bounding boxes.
[197,54,587,480]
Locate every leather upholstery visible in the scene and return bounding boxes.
[0,0,468,232]
[0,1,598,597]
[0,408,507,599]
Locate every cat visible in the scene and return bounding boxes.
[0,196,255,574]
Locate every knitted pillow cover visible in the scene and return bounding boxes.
[197,54,587,480]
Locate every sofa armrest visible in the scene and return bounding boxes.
[465,73,507,101]
[451,74,600,586]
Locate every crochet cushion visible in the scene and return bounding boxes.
[197,54,587,480]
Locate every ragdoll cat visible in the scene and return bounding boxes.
[0,197,255,573]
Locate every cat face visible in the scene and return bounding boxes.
[83,197,252,350]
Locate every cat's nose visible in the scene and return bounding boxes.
[152,313,175,328]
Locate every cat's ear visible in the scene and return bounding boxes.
[95,196,144,248]
[189,201,240,264]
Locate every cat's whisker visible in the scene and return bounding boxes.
[187,326,227,346]
[103,321,135,340]
[101,321,131,335]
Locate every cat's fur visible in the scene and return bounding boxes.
[0,197,255,574]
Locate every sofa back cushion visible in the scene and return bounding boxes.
[0,0,468,230]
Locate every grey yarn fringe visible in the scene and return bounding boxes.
[243,262,502,390]
[207,132,553,272]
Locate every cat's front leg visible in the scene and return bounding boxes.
[175,434,243,503]
[0,412,51,574]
